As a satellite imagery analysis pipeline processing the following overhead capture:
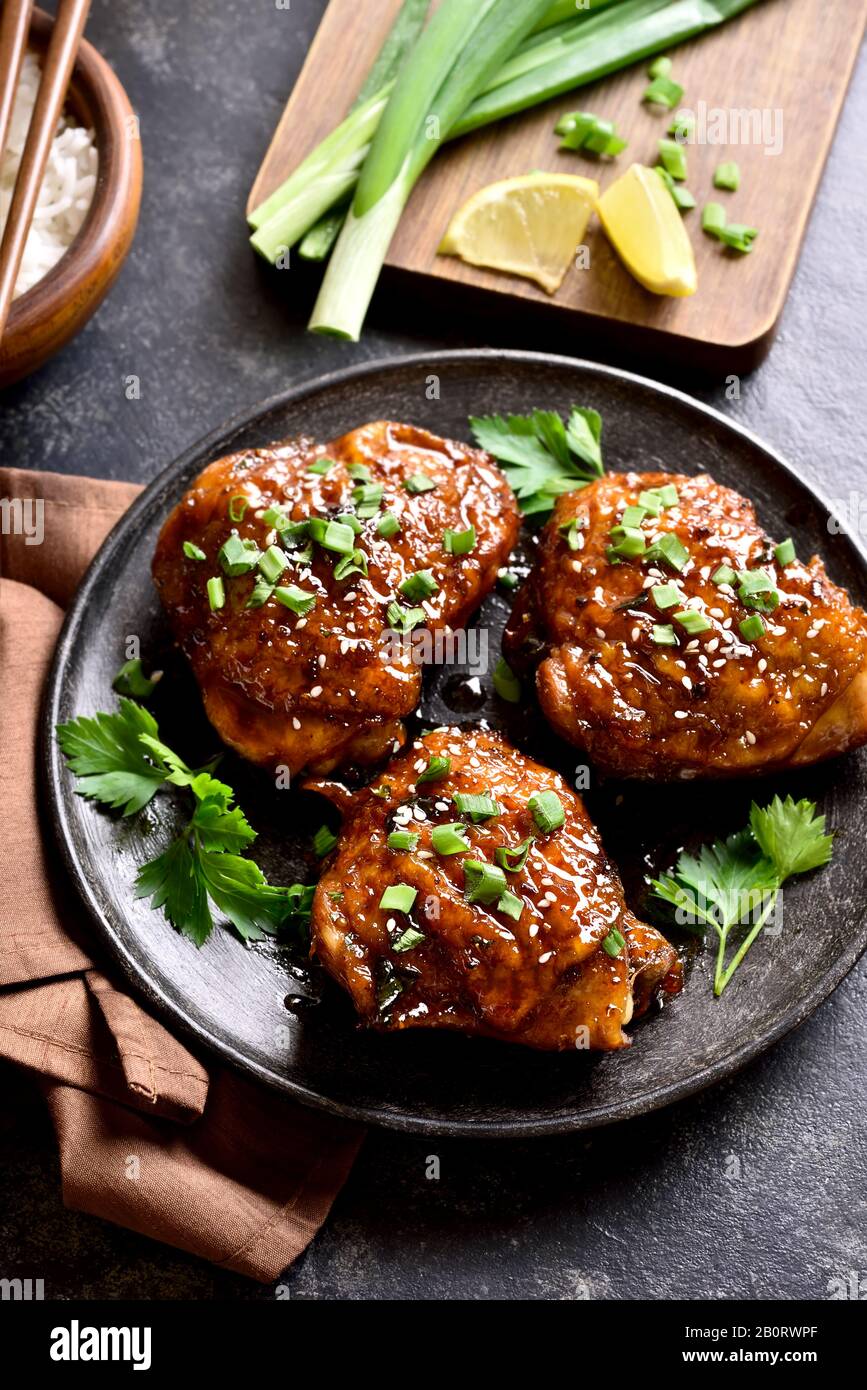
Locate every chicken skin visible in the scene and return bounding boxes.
[309,726,681,1051]
[152,422,518,777]
[504,471,867,779]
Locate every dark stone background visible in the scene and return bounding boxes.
[2,1,865,1299]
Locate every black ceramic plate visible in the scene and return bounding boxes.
[43,350,867,1137]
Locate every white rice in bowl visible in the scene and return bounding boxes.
[0,51,98,300]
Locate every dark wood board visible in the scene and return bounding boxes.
[248,0,867,372]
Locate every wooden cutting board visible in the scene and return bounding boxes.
[248,0,867,372]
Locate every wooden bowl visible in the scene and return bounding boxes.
[0,8,142,387]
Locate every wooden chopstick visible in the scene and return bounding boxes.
[0,0,35,170]
[0,0,91,340]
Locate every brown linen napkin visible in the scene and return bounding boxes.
[0,467,364,1281]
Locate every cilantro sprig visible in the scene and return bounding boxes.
[469,406,604,517]
[652,797,833,996]
[57,700,313,947]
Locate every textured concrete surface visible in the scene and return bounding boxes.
[1,1,866,1300]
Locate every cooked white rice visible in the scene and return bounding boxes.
[0,51,98,299]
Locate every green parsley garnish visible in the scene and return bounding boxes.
[469,406,603,518]
[653,797,833,995]
[313,825,337,857]
[113,659,162,700]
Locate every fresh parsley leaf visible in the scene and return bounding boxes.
[749,796,833,881]
[469,405,604,517]
[190,795,257,854]
[135,837,213,946]
[197,848,297,942]
[56,699,167,816]
[652,798,833,996]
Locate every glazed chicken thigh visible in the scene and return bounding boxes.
[153,422,518,777]
[309,726,680,1051]
[505,471,867,779]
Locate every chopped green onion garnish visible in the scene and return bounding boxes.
[207,576,225,611]
[607,525,646,560]
[431,822,471,856]
[218,535,260,576]
[246,576,275,609]
[404,473,437,495]
[494,837,534,873]
[443,525,477,555]
[712,564,737,587]
[333,548,369,581]
[528,789,565,834]
[347,462,372,482]
[775,538,796,567]
[274,584,317,616]
[652,623,677,646]
[453,791,500,822]
[313,825,338,857]
[498,568,520,590]
[717,223,759,254]
[638,486,677,515]
[380,884,417,913]
[262,506,290,532]
[310,518,356,555]
[393,925,426,953]
[399,569,439,601]
[558,516,586,550]
[656,166,696,211]
[377,511,401,538]
[702,201,727,236]
[308,456,336,476]
[738,569,779,612]
[651,583,680,610]
[258,544,289,584]
[493,656,521,704]
[668,111,694,139]
[417,754,451,784]
[646,532,689,573]
[337,513,363,534]
[739,614,766,642]
[112,659,161,699]
[643,75,683,108]
[657,485,680,507]
[637,490,662,515]
[658,137,687,181]
[183,541,206,561]
[621,505,647,529]
[386,600,426,633]
[647,55,672,78]
[714,160,740,191]
[497,889,523,921]
[462,858,507,906]
[352,483,384,518]
[556,110,627,157]
[228,495,249,523]
[602,927,626,958]
[674,609,712,635]
[387,829,419,852]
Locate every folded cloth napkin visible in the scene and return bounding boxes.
[0,467,364,1282]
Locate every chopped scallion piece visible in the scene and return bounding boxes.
[417,754,451,784]
[403,473,437,495]
[313,825,338,857]
[702,201,727,236]
[246,576,275,609]
[183,541,206,561]
[656,484,679,507]
[558,516,586,550]
[462,858,507,906]
[658,137,687,181]
[651,582,680,610]
[218,535,260,576]
[775,538,796,567]
[652,623,677,646]
[739,614,766,642]
[620,505,647,529]
[337,513,363,534]
[738,569,779,612]
[493,656,521,703]
[717,222,759,254]
[377,511,401,538]
[352,482,384,518]
[112,659,161,699]
[645,532,689,572]
[387,830,420,851]
[494,837,534,873]
[528,789,565,834]
[399,569,439,601]
[274,584,317,616]
[347,462,372,482]
[556,110,627,157]
[333,547,369,581]
[712,564,737,587]
[668,111,694,139]
[262,506,290,532]
[258,544,289,584]
[674,608,712,635]
[393,925,426,953]
[602,926,626,957]
[607,525,646,560]
[228,495,249,523]
[498,568,520,590]
[308,456,336,475]
[647,55,672,78]
[311,519,356,555]
[497,889,523,921]
[207,576,225,611]
[386,600,426,633]
[431,822,471,855]
[643,74,684,108]
[453,791,500,822]
[379,883,417,913]
[656,166,695,211]
[714,160,740,191]
[443,525,477,555]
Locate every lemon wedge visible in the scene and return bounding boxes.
[438,172,598,295]
[596,163,697,297]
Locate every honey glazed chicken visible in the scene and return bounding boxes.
[505,471,867,779]
[153,421,518,778]
[309,727,681,1051]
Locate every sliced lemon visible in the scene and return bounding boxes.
[596,163,697,297]
[438,172,598,295]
